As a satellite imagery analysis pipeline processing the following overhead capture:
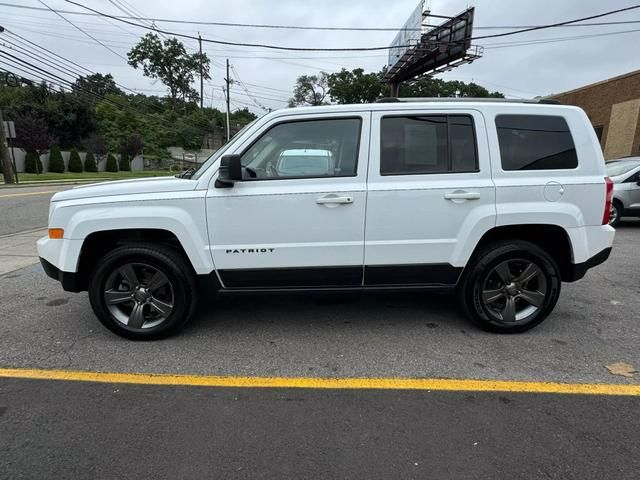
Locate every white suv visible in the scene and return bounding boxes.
[38,99,616,340]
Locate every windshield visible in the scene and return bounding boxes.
[606,159,640,177]
[190,120,257,180]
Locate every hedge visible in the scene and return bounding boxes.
[48,145,65,173]
[68,148,83,173]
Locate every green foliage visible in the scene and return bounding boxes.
[84,151,97,172]
[289,73,329,107]
[105,153,118,172]
[24,150,43,174]
[72,73,123,97]
[128,34,210,103]
[68,148,83,173]
[48,145,65,173]
[327,68,385,104]
[119,155,131,171]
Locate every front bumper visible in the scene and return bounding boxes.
[40,257,83,292]
[564,247,612,283]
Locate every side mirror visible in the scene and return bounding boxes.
[215,154,243,188]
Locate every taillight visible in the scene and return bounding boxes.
[602,177,614,225]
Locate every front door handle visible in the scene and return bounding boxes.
[316,195,354,205]
[444,191,481,201]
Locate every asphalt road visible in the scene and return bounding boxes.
[0,187,639,478]
[0,185,69,235]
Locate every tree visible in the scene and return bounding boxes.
[327,68,385,104]
[105,153,118,172]
[83,133,107,162]
[24,150,43,174]
[48,144,65,173]
[12,113,53,155]
[289,73,329,107]
[119,155,130,171]
[400,77,504,98]
[72,73,123,97]
[128,34,210,103]
[84,151,97,172]
[122,133,143,160]
[68,147,83,172]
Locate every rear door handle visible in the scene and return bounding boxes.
[316,195,354,205]
[444,191,481,201]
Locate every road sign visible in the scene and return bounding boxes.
[3,121,15,139]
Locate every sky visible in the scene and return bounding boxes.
[0,0,638,115]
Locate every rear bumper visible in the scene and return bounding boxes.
[40,257,83,292]
[564,247,612,283]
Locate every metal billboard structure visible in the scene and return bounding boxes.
[385,2,482,96]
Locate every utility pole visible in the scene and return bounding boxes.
[0,108,15,185]
[198,34,203,110]
[225,58,231,141]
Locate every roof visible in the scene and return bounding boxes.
[548,69,640,98]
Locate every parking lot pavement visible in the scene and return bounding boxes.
[0,228,47,275]
[0,221,638,384]
[0,221,638,478]
[1,377,638,480]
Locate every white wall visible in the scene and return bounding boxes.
[10,149,144,173]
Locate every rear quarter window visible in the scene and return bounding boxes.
[496,114,578,171]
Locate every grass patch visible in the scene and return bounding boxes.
[7,170,174,183]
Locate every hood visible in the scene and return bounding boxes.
[51,176,199,202]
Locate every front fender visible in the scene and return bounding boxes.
[49,194,213,274]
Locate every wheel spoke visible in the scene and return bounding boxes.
[104,289,132,306]
[146,270,169,293]
[483,288,505,304]
[127,303,146,328]
[519,289,545,307]
[118,264,139,288]
[500,297,517,323]
[150,297,173,317]
[494,262,512,283]
[514,263,540,285]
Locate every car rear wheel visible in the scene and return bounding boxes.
[88,244,198,340]
[458,240,561,333]
[609,200,622,228]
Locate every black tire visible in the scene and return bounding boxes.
[458,240,561,334]
[88,244,199,340]
[609,200,623,228]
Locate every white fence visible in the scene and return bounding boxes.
[9,148,144,173]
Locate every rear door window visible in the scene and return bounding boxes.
[496,115,578,171]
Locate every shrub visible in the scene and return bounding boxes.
[68,148,83,173]
[119,155,131,171]
[84,151,97,172]
[48,145,65,173]
[105,153,118,172]
[24,150,43,174]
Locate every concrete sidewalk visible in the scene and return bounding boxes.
[0,229,47,275]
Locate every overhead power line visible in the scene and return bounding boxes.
[2,2,640,32]
[59,1,640,51]
[36,0,127,60]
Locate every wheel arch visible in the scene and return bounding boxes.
[466,224,574,282]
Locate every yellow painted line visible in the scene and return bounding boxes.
[0,368,639,396]
[0,190,58,199]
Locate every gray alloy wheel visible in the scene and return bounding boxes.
[481,258,547,326]
[103,262,175,330]
[609,202,621,227]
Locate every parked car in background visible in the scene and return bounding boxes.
[606,157,640,227]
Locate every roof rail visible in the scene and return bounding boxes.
[374,97,560,105]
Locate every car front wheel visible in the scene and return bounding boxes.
[88,244,199,340]
[609,201,622,228]
[459,240,561,333]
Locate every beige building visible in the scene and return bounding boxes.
[549,70,640,160]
